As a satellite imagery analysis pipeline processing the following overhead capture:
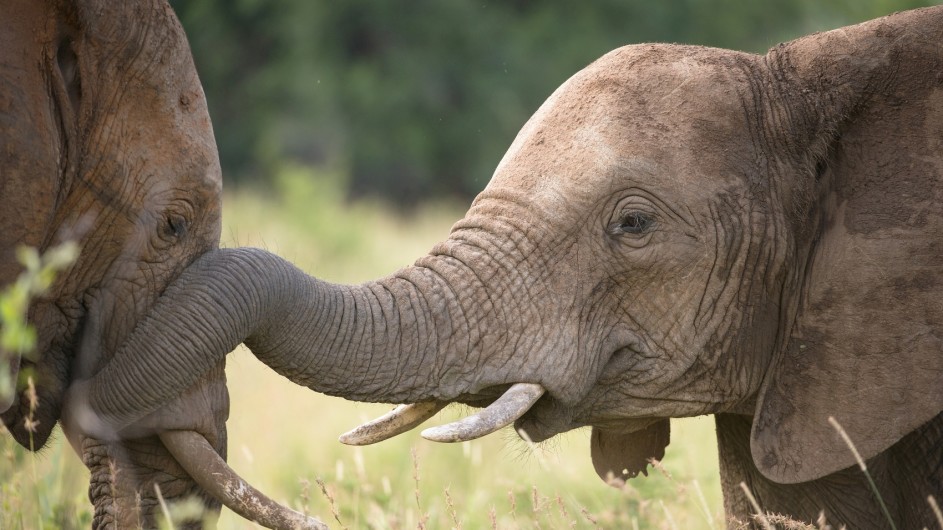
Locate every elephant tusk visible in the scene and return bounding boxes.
[159,430,327,530]
[339,401,447,445]
[421,383,545,443]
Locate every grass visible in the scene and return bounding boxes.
[1,166,724,529]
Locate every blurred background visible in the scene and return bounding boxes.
[172,0,940,205]
[3,1,941,529]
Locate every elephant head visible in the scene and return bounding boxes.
[0,0,266,527]
[72,6,943,528]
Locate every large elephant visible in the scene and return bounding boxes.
[70,7,943,529]
[0,1,321,529]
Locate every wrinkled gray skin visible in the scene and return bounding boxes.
[1,1,226,528]
[75,8,943,529]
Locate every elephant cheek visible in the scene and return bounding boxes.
[590,419,670,487]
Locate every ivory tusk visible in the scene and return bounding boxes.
[339,401,446,445]
[421,383,545,443]
[160,430,327,530]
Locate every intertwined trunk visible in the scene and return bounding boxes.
[85,246,489,431]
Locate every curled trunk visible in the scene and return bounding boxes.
[82,246,476,432]
[74,245,555,528]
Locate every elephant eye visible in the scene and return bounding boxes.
[615,212,653,235]
[162,214,188,241]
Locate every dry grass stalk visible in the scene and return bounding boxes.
[299,478,311,517]
[410,448,429,530]
[315,477,348,530]
[555,494,575,528]
[739,482,773,530]
[648,458,673,481]
[827,416,897,530]
[693,479,717,529]
[764,512,818,529]
[444,486,461,530]
[580,506,599,527]
[531,485,543,515]
[154,484,172,529]
[928,495,942,529]
[489,505,497,530]
[659,499,679,530]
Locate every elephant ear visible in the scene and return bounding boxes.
[751,7,943,484]
[590,420,670,487]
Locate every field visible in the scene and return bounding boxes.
[1,167,723,529]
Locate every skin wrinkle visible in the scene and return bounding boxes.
[416,269,468,397]
[462,196,586,376]
[693,202,725,331]
[284,274,327,382]
[379,278,421,396]
[409,265,471,382]
[46,44,77,206]
[388,276,424,388]
[358,283,387,395]
[433,251,508,394]
[698,198,745,332]
[432,244,508,385]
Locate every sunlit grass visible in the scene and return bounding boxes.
[1,167,723,528]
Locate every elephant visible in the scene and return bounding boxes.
[1,1,324,529]
[67,6,943,529]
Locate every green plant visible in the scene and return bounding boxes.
[0,242,85,530]
[0,242,79,404]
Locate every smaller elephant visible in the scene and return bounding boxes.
[70,6,943,530]
[2,1,322,528]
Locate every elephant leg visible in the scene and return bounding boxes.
[82,436,222,529]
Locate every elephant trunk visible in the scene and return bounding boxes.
[84,246,475,431]
[76,244,555,527]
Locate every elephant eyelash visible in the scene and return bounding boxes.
[162,215,188,240]
[610,212,654,236]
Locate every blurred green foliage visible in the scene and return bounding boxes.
[0,243,78,404]
[171,0,941,204]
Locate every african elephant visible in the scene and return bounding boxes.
[70,7,943,529]
[0,1,312,528]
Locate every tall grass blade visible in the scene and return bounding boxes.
[928,495,942,529]
[154,484,174,530]
[827,416,897,530]
[739,481,773,530]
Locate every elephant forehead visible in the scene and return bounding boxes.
[489,44,761,202]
